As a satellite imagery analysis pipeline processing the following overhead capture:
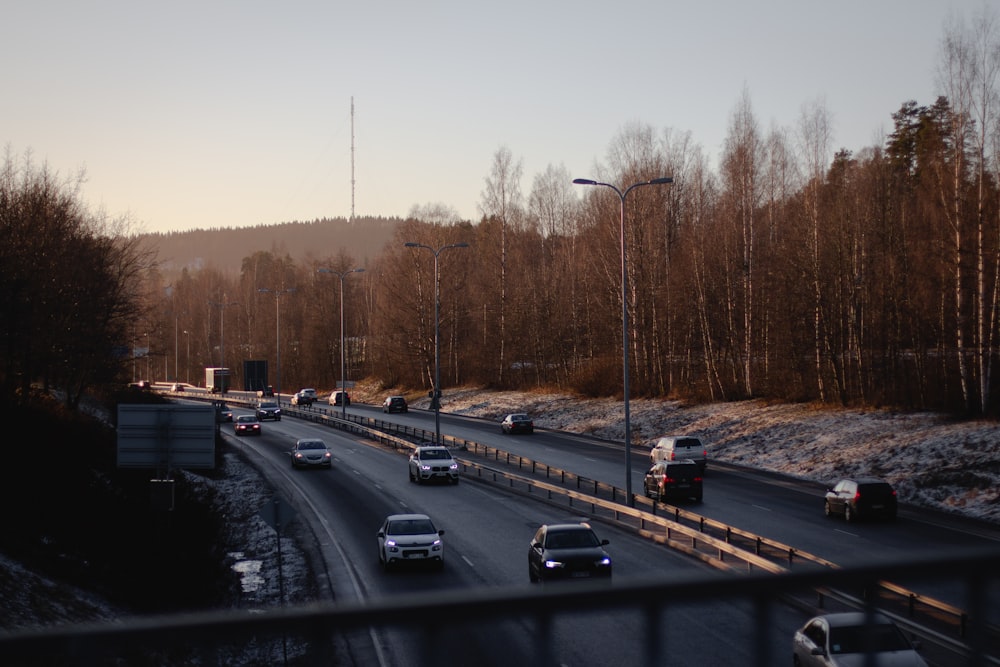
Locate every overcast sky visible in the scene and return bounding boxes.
[3,1,989,233]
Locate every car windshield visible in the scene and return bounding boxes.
[237,416,255,423]
[420,449,450,460]
[388,519,435,535]
[260,402,277,408]
[545,529,599,549]
[828,623,912,654]
[298,441,324,450]
[511,414,529,421]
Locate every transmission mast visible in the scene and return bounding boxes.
[350,96,356,221]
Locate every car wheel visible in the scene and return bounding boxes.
[845,504,855,523]
[451,477,459,485]
[824,501,833,517]
[529,566,538,583]
[694,493,703,502]
[409,469,415,483]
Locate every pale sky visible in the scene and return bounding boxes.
[3,1,988,233]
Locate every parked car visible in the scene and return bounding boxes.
[256,385,274,398]
[643,460,703,502]
[213,401,233,423]
[290,438,332,469]
[233,415,261,436]
[376,513,445,570]
[291,388,318,406]
[329,390,351,406]
[500,413,534,434]
[408,446,459,484]
[256,401,281,421]
[382,395,408,413]
[792,612,927,666]
[528,523,612,583]
[650,435,707,473]
[825,477,898,522]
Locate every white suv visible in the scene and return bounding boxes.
[650,436,707,473]
[408,446,460,484]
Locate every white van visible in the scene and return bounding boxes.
[650,436,707,473]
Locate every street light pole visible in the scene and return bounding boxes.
[318,268,365,418]
[258,288,295,399]
[573,177,673,503]
[183,330,191,385]
[209,297,238,390]
[404,241,469,444]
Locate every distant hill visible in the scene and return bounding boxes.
[142,216,402,276]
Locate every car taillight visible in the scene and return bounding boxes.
[854,491,862,502]
[694,476,703,483]
[661,475,675,484]
[669,452,676,460]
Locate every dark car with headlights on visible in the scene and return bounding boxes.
[792,612,927,666]
[528,523,612,583]
[824,477,897,522]
[233,415,261,436]
[382,395,408,413]
[500,413,534,434]
[643,460,703,502]
[291,438,332,469]
[213,401,233,423]
[256,400,281,421]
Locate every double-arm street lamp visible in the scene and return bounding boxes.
[317,268,365,418]
[404,241,469,444]
[258,288,296,399]
[573,177,673,503]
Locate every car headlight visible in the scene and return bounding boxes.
[386,539,398,553]
[420,464,431,471]
[597,557,611,567]
[544,560,565,569]
[449,462,458,470]
[323,452,331,459]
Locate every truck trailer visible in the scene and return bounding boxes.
[205,367,231,394]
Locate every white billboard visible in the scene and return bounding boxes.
[117,404,216,469]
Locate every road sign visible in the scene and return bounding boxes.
[259,496,296,532]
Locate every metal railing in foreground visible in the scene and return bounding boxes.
[1,549,997,667]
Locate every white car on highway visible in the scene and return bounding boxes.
[376,514,445,570]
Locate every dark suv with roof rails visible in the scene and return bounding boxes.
[824,477,898,522]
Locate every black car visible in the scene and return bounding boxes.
[643,460,703,502]
[256,401,281,421]
[213,401,233,423]
[382,395,408,413]
[528,523,612,583]
[824,477,898,522]
[501,413,534,434]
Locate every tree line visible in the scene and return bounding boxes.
[6,12,1000,417]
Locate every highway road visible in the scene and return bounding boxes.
[199,392,999,666]
[218,402,811,666]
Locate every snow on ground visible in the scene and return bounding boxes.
[392,387,1000,526]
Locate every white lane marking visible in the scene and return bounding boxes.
[751,504,772,512]
[462,555,475,568]
[835,528,858,538]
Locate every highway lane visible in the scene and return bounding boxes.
[220,405,810,666]
[336,401,1000,614]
